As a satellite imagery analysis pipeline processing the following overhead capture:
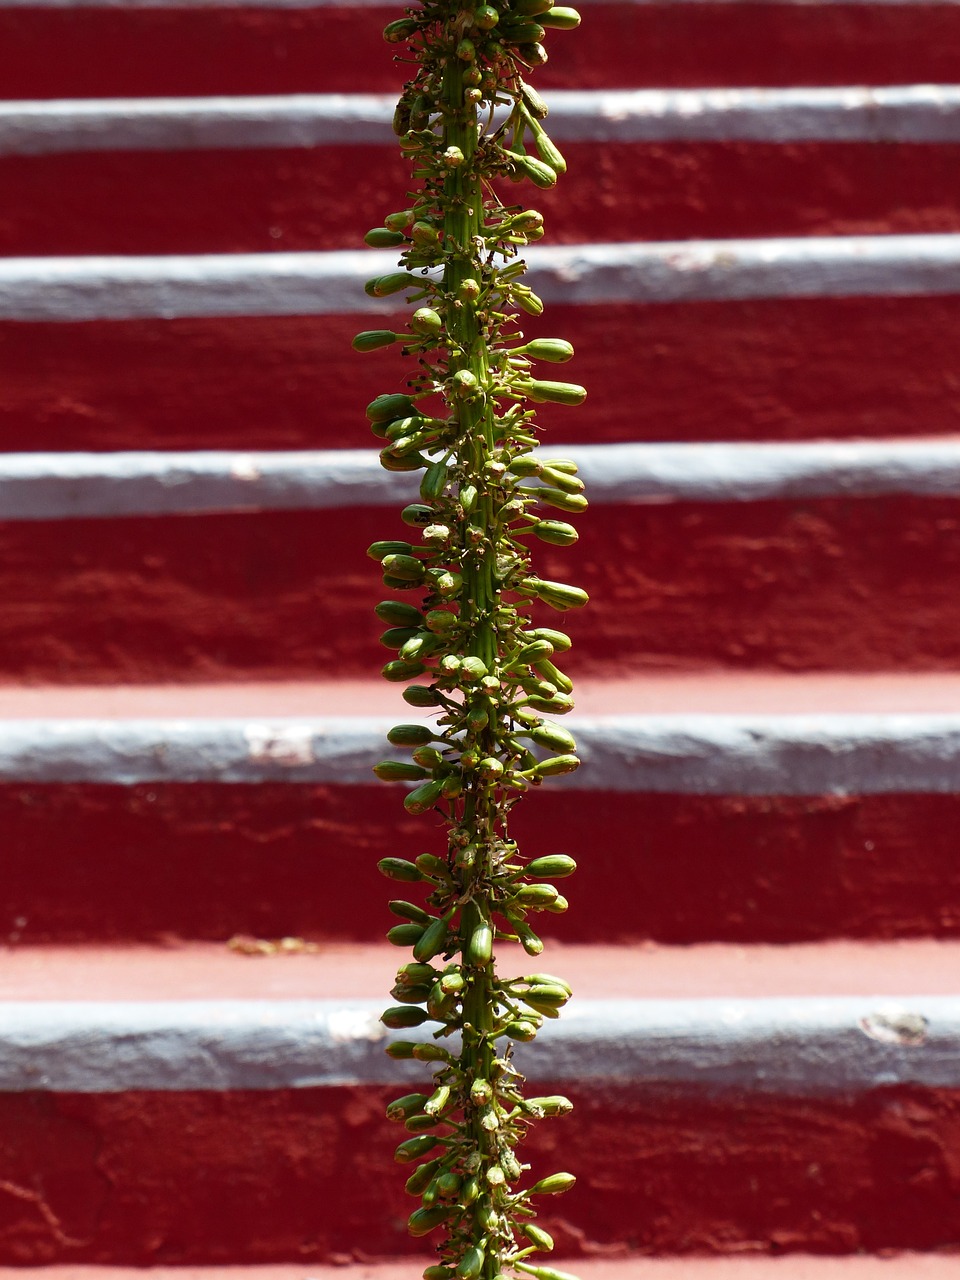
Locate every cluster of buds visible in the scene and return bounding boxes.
[355,3,584,1279]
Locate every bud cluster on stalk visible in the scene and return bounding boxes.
[355,4,585,1279]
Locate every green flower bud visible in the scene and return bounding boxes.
[405,1157,442,1195]
[529,1172,576,1195]
[408,1205,451,1236]
[368,539,414,561]
[512,284,544,316]
[385,1040,417,1059]
[376,599,423,627]
[526,1095,574,1117]
[510,153,557,189]
[413,912,451,960]
[520,79,551,115]
[382,554,425,582]
[540,5,581,27]
[367,392,415,423]
[364,227,407,247]
[465,921,494,966]
[520,338,574,363]
[373,760,429,782]
[532,753,580,776]
[395,1134,441,1163]
[424,1268,455,1280]
[504,1019,538,1042]
[365,272,421,297]
[525,853,577,877]
[383,16,418,41]
[382,1005,431,1029]
[533,519,578,546]
[353,330,399,352]
[387,922,426,948]
[421,462,449,501]
[411,306,444,335]
[474,5,499,28]
[404,779,446,816]
[386,1093,429,1122]
[456,1246,485,1280]
[525,379,587,406]
[522,1224,555,1252]
[403,685,443,708]
[378,857,424,882]
[382,659,428,682]
[389,899,433,925]
[387,724,436,747]
[530,579,589,611]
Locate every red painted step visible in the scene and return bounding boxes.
[4,3,960,99]
[1,672,960,945]
[0,491,954,682]
[0,941,958,1263]
[2,294,956,452]
[4,139,958,257]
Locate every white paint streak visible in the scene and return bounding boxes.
[3,713,960,794]
[1,995,958,1092]
[4,87,960,154]
[2,439,960,520]
[4,236,960,321]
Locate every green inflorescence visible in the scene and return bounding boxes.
[356,4,585,1278]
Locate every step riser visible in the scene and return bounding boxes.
[3,784,959,944]
[5,142,959,255]
[6,5,960,99]
[0,1082,958,1263]
[0,497,954,681]
[3,296,959,451]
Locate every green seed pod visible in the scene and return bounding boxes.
[535,519,578,545]
[525,984,569,1006]
[353,330,399,352]
[386,1093,429,1122]
[515,639,554,665]
[411,307,444,335]
[365,271,422,298]
[365,226,407,247]
[532,579,589,611]
[367,392,416,423]
[534,657,574,693]
[389,900,433,926]
[403,685,443,708]
[425,609,458,633]
[510,153,558,189]
[373,760,429,782]
[406,1112,441,1133]
[532,753,580,777]
[535,490,587,517]
[525,379,587,406]
[521,338,574,363]
[456,1246,485,1280]
[382,659,427,683]
[522,1224,555,1252]
[378,857,424,882]
[384,1040,417,1060]
[508,453,542,477]
[382,1005,431,1030]
[405,1157,443,1195]
[376,599,423,627]
[515,883,559,907]
[529,626,572,651]
[404,779,446,816]
[539,5,581,27]
[525,853,577,877]
[380,626,419,651]
[368,540,414,561]
[529,1172,576,1195]
[504,1019,538,1042]
[387,724,436,747]
[408,1205,451,1237]
[526,1095,574,1117]
[383,16,418,41]
[460,656,488,681]
[387,922,426,948]
[415,853,449,878]
[381,556,425,585]
[465,920,494,966]
[435,1169,461,1198]
[391,982,431,1004]
[514,920,544,955]
[413,912,451,961]
[395,1134,441,1164]
[520,80,551,117]
[412,746,444,769]
[421,461,449,501]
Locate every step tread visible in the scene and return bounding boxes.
[4,938,960,1002]
[1,671,959,719]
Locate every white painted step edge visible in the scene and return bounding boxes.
[0,994,947,1093]
[3,440,960,520]
[6,235,960,320]
[3,714,960,793]
[4,87,960,153]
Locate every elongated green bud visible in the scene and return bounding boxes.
[524,854,577,878]
[528,1172,576,1195]
[531,753,580,776]
[509,153,558,189]
[367,392,415,423]
[365,226,407,247]
[522,1224,555,1251]
[382,1005,431,1029]
[421,461,449,501]
[365,272,422,297]
[413,912,451,961]
[378,857,424,882]
[533,519,578,545]
[376,599,423,626]
[525,1095,573,1116]
[520,338,574,363]
[373,760,428,782]
[404,779,446,815]
[387,724,436,747]
[403,684,443,707]
[456,1246,485,1279]
[424,1268,455,1280]
[530,579,589,611]
[382,659,427,682]
[525,379,586,406]
[353,329,399,352]
[405,1157,443,1195]
[387,922,426,948]
[395,1134,442,1164]
[515,1267,580,1280]
[386,1093,429,1122]
[535,488,588,516]
[465,920,494,966]
[408,1205,452,1236]
[368,539,414,561]
[539,6,581,28]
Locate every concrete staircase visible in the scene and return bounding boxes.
[2,0,960,1275]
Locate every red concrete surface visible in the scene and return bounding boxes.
[3,297,960,452]
[4,4,960,99]
[0,1083,959,1263]
[4,784,960,945]
[0,494,956,682]
[4,142,959,257]
[2,937,960,1001]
